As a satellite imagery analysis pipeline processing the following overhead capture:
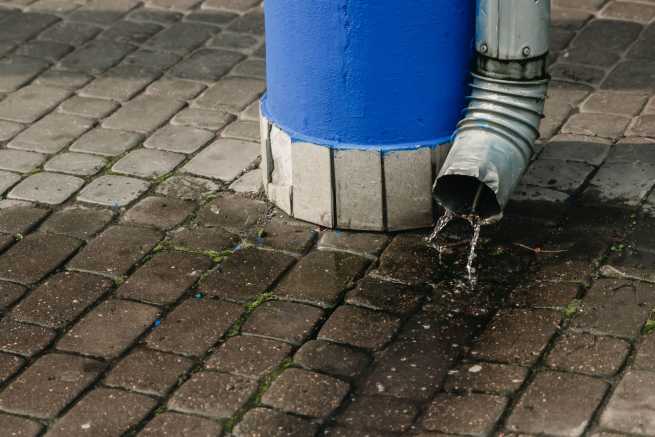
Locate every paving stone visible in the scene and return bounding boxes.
[169,226,240,253]
[294,340,370,380]
[146,22,216,53]
[241,100,260,120]
[121,48,181,72]
[262,368,349,419]
[58,299,159,359]
[99,19,163,44]
[146,298,242,356]
[374,234,443,285]
[0,234,15,254]
[230,168,262,193]
[0,84,70,124]
[444,362,528,395]
[47,387,157,437]
[223,119,260,141]
[12,271,111,329]
[117,251,210,305]
[234,407,319,437]
[471,309,560,366]
[0,353,23,385]
[203,0,261,11]
[155,175,220,201]
[581,91,648,116]
[28,0,82,15]
[255,215,317,255]
[0,120,23,142]
[112,148,185,179]
[421,393,506,435]
[68,225,162,278]
[9,113,93,154]
[68,0,141,25]
[322,427,397,437]
[169,371,257,418]
[0,205,48,234]
[275,251,369,308]
[104,95,186,134]
[200,247,295,302]
[145,124,214,154]
[546,333,630,376]
[506,280,580,309]
[0,56,49,93]
[39,21,101,46]
[603,60,655,91]
[231,59,265,79]
[600,370,655,434]
[172,107,235,130]
[197,193,268,233]
[122,196,194,230]
[105,347,193,396]
[183,138,259,181]
[40,205,113,239]
[0,352,104,419]
[140,412,223,436]
[0,12,59,43]
[35,69,93,89]
[633,335,655,371]
[507,371,608,436]
[539,134,611,166]
[44,152,105,177]
[628,21,655,59]
[145,78,206,101]
[205,335,292,378]
[79,65,159,102]
[571,279,655,338]
[562,113,630,139]
[0,150,45,174]
[18,38,72,62]
[0,232,81,284]
[346,277,426,316]
[0,319,55,357]
[242,300,323,345]
[0,413,41,437]
[0,281,26,310]
[602,1,655,22]
[319,232,389,258]
[170,48,244,81]
[70,127,142,157]
[337,395,417,433]
[60,40,135,74]
[8,172,84,205]
[627,114,655,137]
[77,175,150,207]
[196,77,265,112]
[227,9,264,34]
[318,305,401,351]
[583,161,655,207]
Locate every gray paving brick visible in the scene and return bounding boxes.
[521,159,594,193]
[208,31,259,51]
[0,120,23,141]
[15,40,71,62]
[235,408,318,437]
[546,333,630,377]
[445,362,528,395]
[0,413,41,437]
[600,370,655,434]
[44,152,106,176]
[58,299,159,358]
[70,127,142,157]
[0,171,20,195]
[0,353,104,419]
[121,48,181,72]
[205,335,292,379]
[422,393,507,436]
[0,12,59,43]
[9,113,93,154]
[144,124,214,154]
[185,9,238,26]
[28,0,81,14]
[59,95,119,119]
[172,107,234,130]
[229,168,262,193]
[79,65,159,102]
[60,40,135,74]
[170,48,244,82]
[39,21,101,46]
[98,19,162,44]
[104,95,185,134]
[140,412,223,436]
[7,172,84,205]
[127,7,183,24]
[0,56,49,93]
[227,9,264,34]
[68,225,162,278]
[318,305,401,351]
[562,113,631,139]
[242,300,324,345]
[0,205,49,235]
[34,69,93,90]
[0,319,55,357]
[627,115,655,137]
[539,134,611,166]
[294,340,370,380]
[155,175,219,201]
[583,162,655,207]
[112,148,185,178]
[145,22,216,53]
[40,205,113,240]
[196,76,265,112]
[47,387,156,437]
[603,60,655,91]
[68,0,141,25]
[202,0,261,12]
[149,0,203,11]
[0,84,70,124]
[145,78,206,101]
[121,196,195,230]
[182,138,259,181]
[222,120,260,141]
[581,90,648,116]
[602,1,655,23]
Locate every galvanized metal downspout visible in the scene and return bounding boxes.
[433,0,551,220]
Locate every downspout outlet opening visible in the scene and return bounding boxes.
[433,175,502,220]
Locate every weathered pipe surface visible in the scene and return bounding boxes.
[262,0,476,150]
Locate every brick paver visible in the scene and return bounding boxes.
[0,1,652,435]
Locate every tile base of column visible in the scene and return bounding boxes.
[260,113,450,231]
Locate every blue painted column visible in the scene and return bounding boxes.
[260,0,476,230]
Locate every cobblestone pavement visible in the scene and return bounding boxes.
[0,0,654,436]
